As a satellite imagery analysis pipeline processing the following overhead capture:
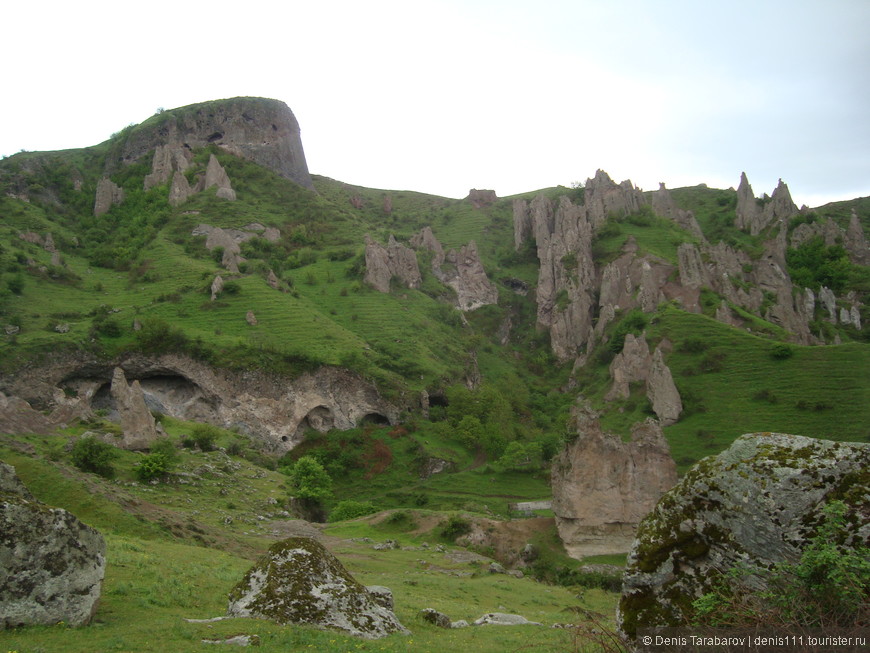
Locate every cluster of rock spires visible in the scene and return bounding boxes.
[192,221,281,274]
[513,170,868,362]
[363,220,499,312]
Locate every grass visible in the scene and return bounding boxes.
[0,430,616,653]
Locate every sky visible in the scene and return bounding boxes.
[2,0,868,208]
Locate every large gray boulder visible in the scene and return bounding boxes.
[227,537,409,639]
[0,462,106,628]
[617,432,870,642]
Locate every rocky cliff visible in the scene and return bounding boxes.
[111,97,312,190]
[550,401,677,557]
[0,353,398,453]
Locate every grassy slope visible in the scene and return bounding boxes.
[0,434,606,653]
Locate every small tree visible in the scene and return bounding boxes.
[287,456,332,501]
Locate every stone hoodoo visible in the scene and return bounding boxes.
[363,235,422,293]
[109,366,160,450]
[618,432,870,642]
[227,537,409,639]
[1,462,106,628]
[605,335,682,425]
[93,177,124,216]
[550,401,677,557]
[409,227,498,311]
[735,173,798,235]
[115,97,313,190]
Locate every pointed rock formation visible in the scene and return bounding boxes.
[144,144,191,189]
[583,169,645,227]
[735,173,798,235]
[93,177,124,216]
[168,170,193,206]
[605,333,651,401]
[109,367,159,450]
[551,401,677,557]
[204,154,237,200]
[363,235,421,293]
[650,183,705,240]
[647,346,682,425]
[845,210,870,265]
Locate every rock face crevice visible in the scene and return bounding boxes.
[1,462,106,628]
[550,401,677,557]
[617,432,870,642]
[0,353,398,453]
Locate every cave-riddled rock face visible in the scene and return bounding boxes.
[227,537,409,639]
[617,432,870,641]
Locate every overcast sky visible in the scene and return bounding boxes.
[2,0,868,208]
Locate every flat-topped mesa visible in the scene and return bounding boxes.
[113,97,313,190]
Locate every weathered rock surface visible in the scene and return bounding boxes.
[93,177,124,216]
[466,189,497,208]
[647,346,682,425]
[144,144,191,190]
[109,366,160,450]
[551,402,677,557]
[114,97,312,190]
[363,235,421,293]
[227,537,408,639]
[1,462,106,628]
[473,612,541,626]
[204,154,237,200]
[193,223,280,273]
[617,432,870,641]
[735,173,798,235]
[1,353,397,453]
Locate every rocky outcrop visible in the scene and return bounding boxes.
[735,173,798,235]
[409,228,498,311]
[363,235,421,293]
[1,353,398,453]
[168,170,194,206]
[618,432,870,642]
[192,223,281,273]
[647,346,682,425]
[93,177,124,216]
[466,189,497,208]
[204,154,237,200]
[583,169,645,228]
[846,210,870,265]
[650,183,705,240]
[109,367,160,450]
[227,537,408,639]
[551,402,677,557]
[605,334,651,401]
[1,462,106,628]
[115,97,312,190]
[144,144,191,190]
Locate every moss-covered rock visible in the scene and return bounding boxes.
[0,462,106,628]
[227,536,409,639]
[617,432,869,641]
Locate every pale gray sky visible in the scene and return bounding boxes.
[2,0,868,207]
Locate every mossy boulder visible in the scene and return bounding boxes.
[0,462,106,628]
[227,536,409,639]
[617,432,869,641]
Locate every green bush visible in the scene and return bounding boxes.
[770,343,794,360]
[329,500,377,522]
[439,515,472,541]
[134,452,172,482]
[71,436,117,478]
[188,423,221,451]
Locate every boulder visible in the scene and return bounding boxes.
[363,235,421,293]
[109,367,159,450]
[0,462,106,628]
[227,537,409,639]
[419,608,451,628]
[551,402,677,557]
[617,432,870,642]
[473,612,541,626]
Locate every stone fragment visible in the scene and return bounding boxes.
[473,613,542,626]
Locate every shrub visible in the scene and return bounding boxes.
[134,452,172,482]
[190,423,221,451]
[329,500,377,522]
[150,437,179,463]
[285,456,332,500]
[439,515,472,541]
[71,436,117,478]
[770,343,794,360]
